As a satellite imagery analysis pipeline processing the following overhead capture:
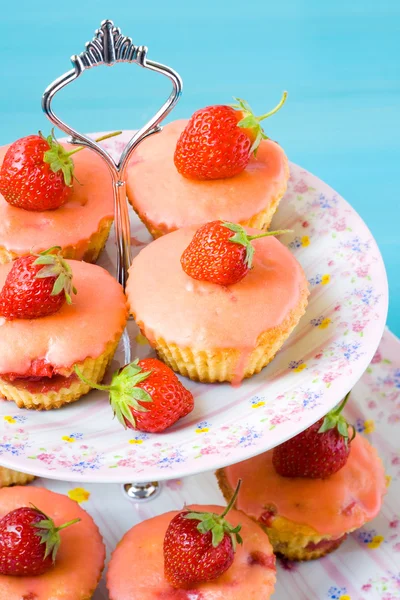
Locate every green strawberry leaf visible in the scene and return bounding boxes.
[30,505,80,563]
[222,222,292,269]
[231,92,287,155]
[33,247,77,305]
[184,480,243,549]
[318,391,356,446]
[42,130,75,187]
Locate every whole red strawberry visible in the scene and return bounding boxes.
[174,93,287,180]
[0,132,75,211]
[0,506,80,576]
[181,221,290,286]
[272,392,356,479]
[0,247,77,320]
[0,130,122,211]
[164,481,243,588]
[75,357,194,433]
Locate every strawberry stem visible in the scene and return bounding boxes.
[223,221,292,270]
[55,518,81,532]
[257,91,288,122]
[331,390,351,415]
[220,479,242,518]
[318,390,356,445]
[30,505,81,563]
[184,480,243,549]
[247,229,292,241]
[74,365,110,392]
[66,131,122,157]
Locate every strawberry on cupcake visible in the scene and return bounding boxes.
[107,481,277,599]
[0,247,127,410]
[126,221,309,383]
[0,486,105,599]
[0,131,120,264]
[217,393,387,560]
[126,94,289,238]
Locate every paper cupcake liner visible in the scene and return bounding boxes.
[136,285,308,383]
[0,466,35,487]
[0,216,113,265]
[131,156,289,239]
[0,336,121,410]
[217,468,349,562]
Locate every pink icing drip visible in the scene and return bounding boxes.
[0,144,114,255]
[127,227,308,383]
[107,504,276,600]
[0,261,127,375]
[0,487,105,600]
[126,120,288,231]
[225,435,387,537]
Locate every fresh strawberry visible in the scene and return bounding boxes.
[0,506,79,576]
[75,357,194,433]
[181,221,290,286]
[0,130,122,211]
[0,247,77,320]
[164,481,243,588]
[174,93,287,180]
[272,392,356,478]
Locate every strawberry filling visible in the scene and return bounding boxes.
[259,508,276,527]
[1,359,77,394]
[248,550,276,570]
[304,534,347,552]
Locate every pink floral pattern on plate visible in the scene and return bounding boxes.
[29,329,400,599]
[0,133,388,482]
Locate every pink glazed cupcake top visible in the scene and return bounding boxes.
[0,486,105,600]
[0,143,113,257]
[0,261,127,376]
[107,504,276,600]
[225,435,387,538]
[127,226,308,350]
[126,120,288,234]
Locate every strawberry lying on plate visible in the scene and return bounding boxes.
[75,357,194,433]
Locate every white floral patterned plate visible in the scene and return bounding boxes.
[0,132,388,482]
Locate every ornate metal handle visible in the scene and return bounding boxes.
[42,19,182,288]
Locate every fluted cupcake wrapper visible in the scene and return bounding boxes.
[0,335,121,410]
[0,466,35,488]
[135,284,309,383]
[0,216,113,265]
[131,156,289,240]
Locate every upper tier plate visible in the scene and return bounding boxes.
[0,132,388,483]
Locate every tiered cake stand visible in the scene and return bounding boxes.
[0,22,388,501]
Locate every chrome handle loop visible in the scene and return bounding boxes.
[41,19,182,288]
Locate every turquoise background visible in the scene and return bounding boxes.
[1,1,398,333]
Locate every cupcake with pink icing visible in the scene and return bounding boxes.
[0,486,105,599]
[0,131,117,264]
[126,94,289,238]
[126,220,309,383]
[217,394,387,560]
[107,484,276,599]
[0,248,127,410]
